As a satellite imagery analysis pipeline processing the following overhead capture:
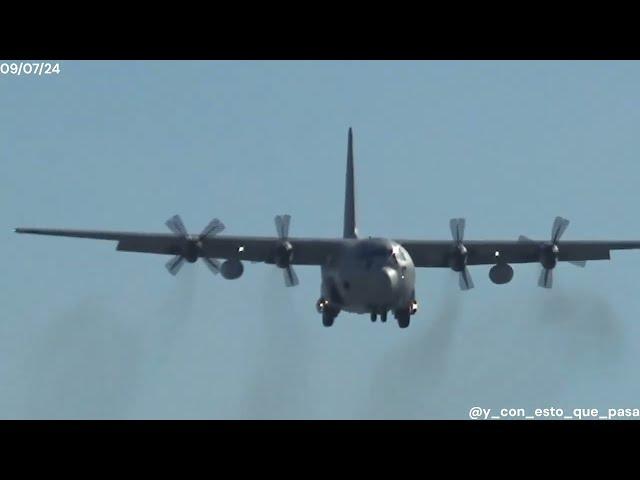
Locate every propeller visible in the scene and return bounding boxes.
[519,216,585,289]
[164,214,225,276]
[449,218,474,290]
[274,214,299,287]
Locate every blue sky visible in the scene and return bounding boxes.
[2,61,640,419]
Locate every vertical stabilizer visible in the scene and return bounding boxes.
[343,127,358,239]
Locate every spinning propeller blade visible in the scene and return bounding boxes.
[274,214,298,287]
[521,217,584,288]
[449,218,474,290]
[164,215,224,276]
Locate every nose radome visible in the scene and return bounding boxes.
[371,266,398,303]
[382,267,399,289]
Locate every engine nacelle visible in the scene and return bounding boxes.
[539,243,559,270]
[183,241,199,263]
[274,241,294,268]
[489,263,513,284]
[220,259,244,280]
[449,244,468,272]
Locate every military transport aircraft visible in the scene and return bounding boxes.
[15,129,640,328]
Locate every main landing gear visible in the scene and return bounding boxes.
[394,300,419,329]
[317,298,339,327]
[394,309,411,329]
[322,309,337,327]
[317,299,418,328]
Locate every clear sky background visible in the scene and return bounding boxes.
[2,61,640,419]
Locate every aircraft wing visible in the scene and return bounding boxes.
[15,228,640,268]
[397,239,640,267]
[14,228,344,266]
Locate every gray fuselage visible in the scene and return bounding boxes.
[321,237,415,314]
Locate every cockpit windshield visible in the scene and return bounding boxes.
[355,241,393,269]
[355,243,392,260]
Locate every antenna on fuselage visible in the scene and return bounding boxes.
[343,127,358,239]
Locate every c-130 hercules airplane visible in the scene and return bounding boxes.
[15,129,640,328]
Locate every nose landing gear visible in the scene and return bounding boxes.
[370,310,388,322]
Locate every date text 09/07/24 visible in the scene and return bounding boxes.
[1,62,61,76]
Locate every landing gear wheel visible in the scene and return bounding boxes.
[323,309,337,327]
[396,309,410,329]
[381,310,387,323]
[370,312,377,322]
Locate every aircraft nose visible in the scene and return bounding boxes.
[370,267,399,302]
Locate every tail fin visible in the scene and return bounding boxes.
[343,127,358,239]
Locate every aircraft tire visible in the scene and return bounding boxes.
[322,310,336,327]
[396,310,410,329]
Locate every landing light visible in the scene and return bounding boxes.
[495,251,500,257]
[238,245,245,252]
[316,299,329,313]
[410,300,418,315]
